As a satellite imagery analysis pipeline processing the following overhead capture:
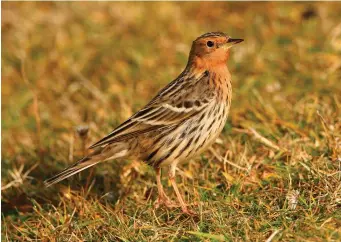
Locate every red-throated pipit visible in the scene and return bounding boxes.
[45,32,243,215]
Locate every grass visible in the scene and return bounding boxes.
[2,2,341,241]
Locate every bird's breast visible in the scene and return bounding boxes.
[208,69,232,105]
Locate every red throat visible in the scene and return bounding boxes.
[189,50,230,72]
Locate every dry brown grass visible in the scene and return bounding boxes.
[2,2,341,241]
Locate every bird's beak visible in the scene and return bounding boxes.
[220,38,244,50]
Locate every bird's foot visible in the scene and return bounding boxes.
[181,206,197,216]
[154,196,178,208]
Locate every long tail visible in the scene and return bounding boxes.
[44,157,101,187]
[44,145,129,187]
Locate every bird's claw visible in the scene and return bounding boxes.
[181,206,197,216]
[154,196,179,208]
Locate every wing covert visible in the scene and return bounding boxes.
[89,70,214,148]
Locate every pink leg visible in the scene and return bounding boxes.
[154,167,177,208]
[168,162,196,215]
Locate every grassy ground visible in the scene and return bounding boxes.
[2,2,341,241]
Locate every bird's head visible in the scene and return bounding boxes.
[188,32,243,70]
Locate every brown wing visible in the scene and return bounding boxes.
[89,70,215,148]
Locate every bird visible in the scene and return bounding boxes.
[44,32,244,215]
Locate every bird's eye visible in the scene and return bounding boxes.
[206,41,214,47]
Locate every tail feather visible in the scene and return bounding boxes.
[44,145,129,187]
[44,157,101,187]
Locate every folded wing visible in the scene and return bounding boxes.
[89,70,215,148]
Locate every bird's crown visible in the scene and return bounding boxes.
[195,32,228,41]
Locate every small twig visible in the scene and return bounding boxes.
[1,163,39,190]
[265,229,281,242]
[209,148,248,171]
[249,127,281,151]
[318,217,333,229]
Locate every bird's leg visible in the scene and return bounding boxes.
[168,162,196,215]
[154,167,177,208]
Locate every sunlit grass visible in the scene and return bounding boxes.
[2,2,341,241]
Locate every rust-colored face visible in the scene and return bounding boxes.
[189,32,243,69]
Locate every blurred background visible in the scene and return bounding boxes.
[2,2,341,241]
